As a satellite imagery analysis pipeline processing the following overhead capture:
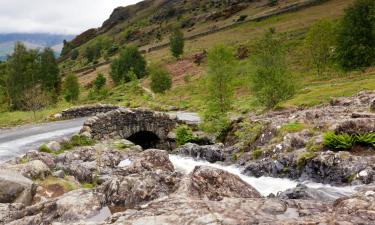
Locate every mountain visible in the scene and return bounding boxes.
[0,33,74,61]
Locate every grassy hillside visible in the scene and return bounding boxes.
[2,0,374,128]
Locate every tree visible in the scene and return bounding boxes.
[169,29,184,59]
[63,74,80,102]
[304,20,336,77]
[93,73,106,90]
[0,62,10,110]
[39,48,61,98]
[336,0,375,70]
[23,85,51,120]
[150,66,172,94]
[110,46,147,84]
[251,31,296,109]
[201,45,235,134]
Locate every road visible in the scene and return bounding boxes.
[0,112,200,163]
[0,117,87,163]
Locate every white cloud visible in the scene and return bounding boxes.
[0,0,142,34]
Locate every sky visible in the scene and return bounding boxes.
[0,0,142,35]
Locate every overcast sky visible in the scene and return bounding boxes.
[0,0,142,34]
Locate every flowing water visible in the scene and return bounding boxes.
[169,155,358,198]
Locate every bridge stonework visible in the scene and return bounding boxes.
[80,108,178,149]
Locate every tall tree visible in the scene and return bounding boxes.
[304,20,336,77]
[201,45,235,134]
[63,74,80,103]
[336,0,375,70]
[0,62,10,110]
[169,29,184,59]
[251,30,296,109]
[39,48,61,98]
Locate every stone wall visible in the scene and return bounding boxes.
[80,108,178,149]
[61,104,120,119]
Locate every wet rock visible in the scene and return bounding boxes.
[189,166,261,200]
[174,143,230,163]
[277,184,348,201]
[0,170,36,205]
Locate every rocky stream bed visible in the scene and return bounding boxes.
[1,91,375,224]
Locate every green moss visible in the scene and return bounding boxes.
[39,144,53,153]
[306,139,323,152]
[234,119,263,148]
[279,122,306,134]
[34,176,78,192]
[82,183,95,189]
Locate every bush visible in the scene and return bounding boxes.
[150,66,172,94]
[336,0,375,70]
[70,135,96,147]
[70,49,79,60]
[169,29,184,59]
[176,125,195,146]
[63,74,80,102]
[110,46,146,84]
[251,30,296,109]
[252,149,263,160]
[93,73,106,90]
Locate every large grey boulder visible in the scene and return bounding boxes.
[189,166,261,200]
[0,170,36,205]
[174,143,230,163]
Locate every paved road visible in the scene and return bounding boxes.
[0,118,87,163]
[0,112,200,163]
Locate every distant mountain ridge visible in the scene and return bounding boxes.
[0,33,74,61]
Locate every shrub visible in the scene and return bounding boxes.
[93,73,106,90]
[110,46,146,84]
[150,66,172,94]
[252,148,263,160]
[323,132,355,149]
[336,0,375,70]
[169,29,184,59]
[355,133,375,146]
[70,49,79,60]
[251,30,296,109]
[39,144,53,153]
[63,74,80,102]
[175,125,196,146]
[70,135,96,147]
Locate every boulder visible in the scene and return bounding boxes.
[20,160,51,179]
[0,170,36,205]
[174,143,229,163]
[46,141,61,152]
[189,166,261,200]
[334,119,375,135]
[277,184,348,201]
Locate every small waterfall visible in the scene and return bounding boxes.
[169,154,358,198]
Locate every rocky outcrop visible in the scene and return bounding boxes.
[174,143,233,163]
[189,166,261,200]
[0,170,36,205]
[61,104,119,119]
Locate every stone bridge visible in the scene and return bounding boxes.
[80,108,179,149]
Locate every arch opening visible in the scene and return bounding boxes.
[127,131,161,149]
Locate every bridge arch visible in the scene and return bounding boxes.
[80,108,178,149]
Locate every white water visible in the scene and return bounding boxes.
[169,155,358,198]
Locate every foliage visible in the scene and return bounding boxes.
[39,48,60,99]
[39,144,52,153]
[279,122,306,134]
[251,30,296,109]
[70,135,96,147]
[234,120,263,148]
[169,29,184,59]
[323,132,375,149]
[201,45,235,135]
[336,0,375,70]
[23,85,52,121]
[110,46,146,84]
[63,74,80,102]
[93,73,106,90]
[304,20,336,77]
[150,66,172,94]
[175,125,196,146]
[252,148,263,160]
[296,151,317,170]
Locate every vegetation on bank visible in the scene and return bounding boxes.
[0,0,375,130]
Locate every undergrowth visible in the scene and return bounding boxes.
[323,132,375,150]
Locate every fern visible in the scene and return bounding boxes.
[323,132,354,150]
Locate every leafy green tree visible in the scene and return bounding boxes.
[39,48,61,98]
[63,74,80,102]
[336,0,375,70]
[110,46,147,84]
[169,29,184,59]
[304,20,336,77]
[251,31,296,109]
[150,66,172,94]
[93,73,106,90]
[201,45,235,134]
[0,62,10,110]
